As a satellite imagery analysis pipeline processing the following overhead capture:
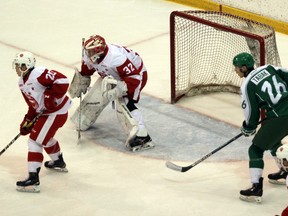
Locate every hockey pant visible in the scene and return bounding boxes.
[27,113,68,173]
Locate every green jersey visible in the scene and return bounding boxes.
[241,65,288,129]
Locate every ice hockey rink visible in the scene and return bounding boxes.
[0,0,288,215]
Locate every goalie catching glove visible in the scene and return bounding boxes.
[68,68,91,98]
[241,121,256,137]
[101,75,127,101]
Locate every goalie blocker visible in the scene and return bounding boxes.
[69,72,154,151]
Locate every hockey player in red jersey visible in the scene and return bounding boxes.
[280,207,288,216]
[12,51,72,192]
[69,35,154,152]
[275,145,288,216]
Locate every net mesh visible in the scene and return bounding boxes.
[171,11,281,100]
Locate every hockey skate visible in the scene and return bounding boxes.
[16,168,40,193]
[268,168,287,185]
[239,177,263,203]
[44,153,68,172]
[127,134,154,152]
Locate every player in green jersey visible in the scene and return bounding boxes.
[233,52,288,203]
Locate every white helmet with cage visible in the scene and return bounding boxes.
[12,51,36,75]
[84,35,106,63]
[276,144,288,172]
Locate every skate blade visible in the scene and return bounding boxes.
[239,195,262,203]
[268,179,286,185]
[131,142,155,152]
[45,167,68,173]
[16,185,40,193]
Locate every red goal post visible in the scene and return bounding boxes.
[170,10,281,104]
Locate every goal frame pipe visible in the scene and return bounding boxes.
[170,10,267,104]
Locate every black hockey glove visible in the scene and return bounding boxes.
[241,121,256,137]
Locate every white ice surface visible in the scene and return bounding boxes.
[0,0,287,215]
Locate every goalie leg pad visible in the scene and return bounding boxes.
[115,98,139,147]
[115,98,154,151]
[71,78,109,131]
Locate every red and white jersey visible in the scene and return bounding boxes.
[81,44,148,101]
[19,66,72,117]
[282,206,288,216]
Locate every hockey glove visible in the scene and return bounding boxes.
[102,76,128,102]
[241,121,256,137]
[79,75,91,95]
[44,90,56,111]
[20,115,33,136]
[101,75,118,93]
[68,68,91,98]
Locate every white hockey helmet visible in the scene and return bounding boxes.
[12,51,36,75]
[276,144,288,172]
[84,35,106,63]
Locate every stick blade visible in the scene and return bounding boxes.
[165,161,184,172]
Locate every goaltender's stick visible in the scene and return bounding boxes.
[0,110,45,156]
[77,37,85,143]
[165,133,243,172]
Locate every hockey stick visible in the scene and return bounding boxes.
[78,93,82,141]
[77,37,85,143]
[165,133,243,172]
[0,110,45,156]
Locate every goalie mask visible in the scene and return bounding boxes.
[276,144,288,172]
[84,35,106,63]
[12,51,36,77]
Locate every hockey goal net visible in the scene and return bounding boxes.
[170,10,281,103]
